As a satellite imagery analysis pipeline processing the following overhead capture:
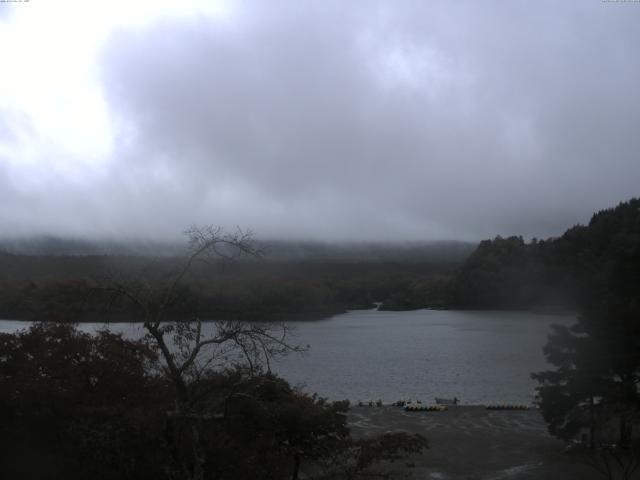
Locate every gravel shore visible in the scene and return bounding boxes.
[348,405,600,480]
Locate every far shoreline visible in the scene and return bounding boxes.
[0,306,576,324]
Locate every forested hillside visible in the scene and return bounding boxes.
[452,198,640,309]
[0,242,471,322]
[1,199,637,320]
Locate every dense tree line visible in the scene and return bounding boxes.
[530,199,640,477]
[0,256,459,322]
[452,198,640,310]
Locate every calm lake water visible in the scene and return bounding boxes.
[0,309,574,405]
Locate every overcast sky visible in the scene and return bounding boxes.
[0,1,639,242]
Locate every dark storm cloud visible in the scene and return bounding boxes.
[5,1,640,241]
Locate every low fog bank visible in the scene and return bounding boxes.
[0,236,475,264]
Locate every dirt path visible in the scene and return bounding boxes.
[348,406,600,480]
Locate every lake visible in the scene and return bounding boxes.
[0,309,574,405]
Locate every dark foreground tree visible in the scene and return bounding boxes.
[531,320,610,448]
[0,322,169,479]
[581,443,640,480]
[533,298,640,440]
[98,226,306,479]
[533,294,640,479]
[0,322,427,480]
[0,227,428,479]
[532,204,640,454]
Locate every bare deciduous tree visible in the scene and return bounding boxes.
[583,443,640,480]
[99,226,304,480]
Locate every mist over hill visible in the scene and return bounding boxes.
[259,240,475,264]
[0,236,475,264]
[0,236,473,322]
